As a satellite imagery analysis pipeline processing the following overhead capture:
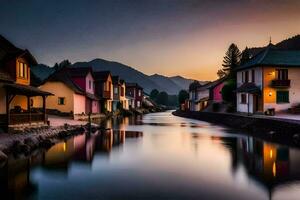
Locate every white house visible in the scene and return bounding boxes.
[236,44,300,114]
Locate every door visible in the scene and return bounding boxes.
[253,95,259,113]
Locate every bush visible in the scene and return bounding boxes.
[226,104,236,113]
[221,79,236,104]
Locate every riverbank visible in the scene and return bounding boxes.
[173,110,300,146]
[0,123,97,164]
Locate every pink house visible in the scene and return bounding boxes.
[209,77,228,103]
[69,67,100,114]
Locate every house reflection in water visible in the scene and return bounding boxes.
[0,155,40,200]
[0,128,143,199]
[223,136,300,199]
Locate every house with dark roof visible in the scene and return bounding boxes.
[126,83,143,109]
[34,67,88,118]
[69,67,100,114]
[236,43,300,114]
[94,71,113,112]
[0,35,52,131]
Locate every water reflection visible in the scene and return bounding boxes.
[1,112,300,200]
[0,128,143,199]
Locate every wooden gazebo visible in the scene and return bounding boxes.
[2,83,52,129]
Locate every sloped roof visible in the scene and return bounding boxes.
[93,71,111,81]
[189,81,202,91]
[208,76,228,90]
[0,69,13,82]
[112,76,120,84]
[237,44,300,71]
[0,35,37,65]
[236,82,261,94]
[4,83,52,96]
[43,67,85,95]
[69,67,93,78]
[86,92,100,100]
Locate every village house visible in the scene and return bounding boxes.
[126,83,143,109]
[0,35,51,132]
[236,44,300,115]
[68,67,100,114]
[189,81,210,111]
[34,67,87,119]
[119,79,128,110]
[112,76,127,111]
[94,71,113,112]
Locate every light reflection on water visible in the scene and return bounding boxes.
[1,111,300,200]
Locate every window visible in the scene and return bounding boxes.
[114,87,118,94]
[121,87,124,96]
[137,101,141,107]
[58,97,65,105]
[138,89,141,96]
[241,94,247,104]
[245,71,249,83]
[18,62,28,78]
[251,69,255,83]
[89,80,92,89]
[276,69,288,80]
[276,91,289,103]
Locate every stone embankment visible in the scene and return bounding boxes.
[173,110,300,146]
[0,123,97,163]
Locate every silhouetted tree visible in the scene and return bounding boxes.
[178,90,189,104]
[221,43,241,78]
[240,47,251,65]
[150,89,159,100]
[156,91,168,105]
[217,69,227,78]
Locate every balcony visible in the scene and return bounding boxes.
[271,79,291,88]
[103,91,112,99]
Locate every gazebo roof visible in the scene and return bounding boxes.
[4,83,53,96]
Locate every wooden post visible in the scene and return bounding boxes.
[27,96,31,124]
[43,96,46,124]
[6,91,10,127]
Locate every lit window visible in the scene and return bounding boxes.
[18,62,28,78]
[58,97,65,105]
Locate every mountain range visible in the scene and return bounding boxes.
[31,58,202,94]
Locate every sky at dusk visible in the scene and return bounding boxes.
[1,0,300,80]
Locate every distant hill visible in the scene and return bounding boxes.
[32,58,199,94]
[30,64,55,85]
[248,35,300,56]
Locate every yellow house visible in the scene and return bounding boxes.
[236,45,300,114]
[33,67,86,117]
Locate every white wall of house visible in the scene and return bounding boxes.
[0,85,6,114]
[236,67,263,88]
[236,67,262,113]
[197,89,209,100]
[237,93,253,113]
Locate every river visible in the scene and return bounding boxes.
[1,111,300,200]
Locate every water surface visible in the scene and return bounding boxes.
[1,111,300,200]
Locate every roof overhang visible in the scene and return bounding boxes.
[4,83,53,96]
